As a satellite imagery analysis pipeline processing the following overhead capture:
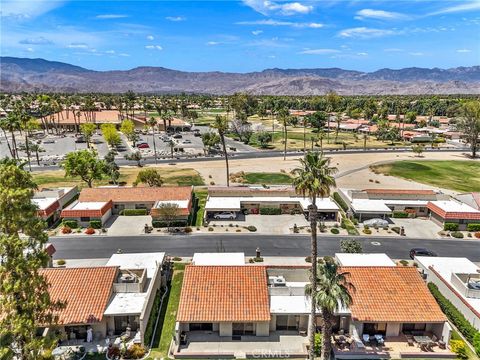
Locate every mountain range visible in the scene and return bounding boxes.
[1,57,479,95]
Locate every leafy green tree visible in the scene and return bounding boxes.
[120,119,138,145]
[305,260,354,360]
[340,239,363,253]
[61,150,106,188]
[125,150,143,167]
[134,168,164,187]
[307,111,327,134]
[155,203,180,231]
[104,150,120,184]
[0,162,64,359]
[212,115,230,186]
[146,117,158,163]
[412,144,424,157]
[457,101,480,158]
[80,123,96,148]
[101,123,121,147]
[292,152,338,360]
[201,132,220,154]
[405,111,417,124]
[256,131,272,149]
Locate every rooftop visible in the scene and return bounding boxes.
[343,266,446,323]
[106,252,165,278]
[335,253,396,267]
[79,186,192,203]
[40,267,118,324]
[364,189,436,195]
[192,252,245,266]
[69,201,109,210]
[104,292,148,316]
[177,266,270,323]
[427,200,480,220]
[351,199,392,213]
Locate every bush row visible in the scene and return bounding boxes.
[467,223,480,232]
[152,220,187,228]
[392,211,409,218]
[120,209,148,216]
[428,282,480,354]
[333,192,348,212]
[143,288,164,346]
[62,220,78,229]
[259,207,282,215]
[444,223,459,231]
[89,220,102,229]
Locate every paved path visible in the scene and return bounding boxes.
[49,234,480,261]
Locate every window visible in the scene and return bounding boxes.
[364,323,387,335]
[189,323,213,331]
[80,216,90,222]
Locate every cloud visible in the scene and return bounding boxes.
[384,48,403,52]
[409,52,425,56]
[300,48,340,55]
[166,16,186,21]
[206,41,221,46]
[146,35,155,40]
[95,14,128,19]
[67,42,89,49]
[1,0,65,20]
[26,47,34,52]
[252,30,263,35]
[145,45,163,50]
[105,50,115,54]
[338,27,397,38]
[242,0,313,16]
[357,52,368,56]
[355,9,409,21]
[457,49,472,53]
[429,1,480,16]
[119,53,130,57]
[237,19,323,28]
[19,36,53,45]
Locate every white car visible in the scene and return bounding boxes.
[213,211,236,220]
[363,218,389,227]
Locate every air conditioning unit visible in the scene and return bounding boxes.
[269,276,286,287]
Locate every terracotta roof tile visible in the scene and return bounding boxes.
[364,189,436,195]
[40,267,117,324]
[79,186,192,203]
[427,201,480,220]
[341,266,446,323]
[177,266,270,323]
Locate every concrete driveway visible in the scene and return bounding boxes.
[209,214,309,234]
[105,215,152,236]
[391,218,442,239]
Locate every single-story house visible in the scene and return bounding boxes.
[335,253,396,267]
[44,110,123,131]
[60,200,113,227]
[415,256,480,331]
[338,188,448,221]
[33,187,78,225]
[41,252,166,345]
[427,200,480,230]
[67,186,194,224]
[174,260,452,358]
[191,252,245,266]
[205,186,339,221]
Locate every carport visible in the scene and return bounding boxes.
[351,199,392,221]
[204,197,241,220]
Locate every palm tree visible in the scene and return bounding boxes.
[146,116,158,164]
[305,260,354,360]
[212,114,230,186]
[277,107,290,160]
[292,152,338,360]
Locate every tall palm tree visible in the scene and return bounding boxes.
[292,152,338,360]
[212,115,230,186]
[146,116,158,164]
[277,107,289,160]
[305,260,354,360]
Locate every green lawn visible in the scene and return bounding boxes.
[371,160,480,193]
[148,263,185,359]
[193,189,208,226]
[244,172,293,185]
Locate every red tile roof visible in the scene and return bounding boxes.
[177,266,270,323]
[79,186,192,203]
[61,200,113,219]
[427,201,480,220]
[342,266,446,323]
[37,200,60,218]
[364,189,436,195]
[40,267,117,324]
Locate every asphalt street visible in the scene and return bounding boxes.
[48,234,480,261]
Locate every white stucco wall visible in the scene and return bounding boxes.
[256,321,270,337]
[386,323,401,337]
[219,322,232,337]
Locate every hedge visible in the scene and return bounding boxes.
[467,224,480,232]
[259,207,282,215]
[333,192,348,212]
[428,282,480,352]
[143,288,164,346]
[62,220,78,229]
[152,220,187,228]
[89,220,102,229]
[444,223,459,231]
[392,211,409,218]
[121,209,148,216]
[451,231,464,239]
[330,228,340,234]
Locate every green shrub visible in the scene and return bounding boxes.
[56,259,66,266]
[121,209,148,216]
[467,224,480,232]
[333,192,348,212]
[152,220,187,228]
[429,283,479,349]
[314,333,322,356]
[143,289,163,346]
[247,225,257,232]
[399,260,409,266]
[89,220,102,229]
[451,231,464,239]
[259,207,282,215]
[173,256,182,261]
[450,340,468,359]
[473,333,480,356]
[391,226,401,234]
[62,220,78,229]
[340,239,363,253]
[392,211,409,218]
[363,229,372,235]
[184,226,192,233]
[330,228,340,235]
[208,227,214,231]
[444,223,459,231]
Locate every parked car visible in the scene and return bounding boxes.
[194,132,202,137]
[137,143,150,149]
[213,211,236,220]
[363,218,389,227]
[409,248,437,259]
[182,140,192,144]
[115,145,127,152]
[74,136,86,143]
[43,139,55,144]
[173,134,183,139]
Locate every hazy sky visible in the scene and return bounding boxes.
[1,0,479,72]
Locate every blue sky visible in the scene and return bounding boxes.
[1,0,479,72]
